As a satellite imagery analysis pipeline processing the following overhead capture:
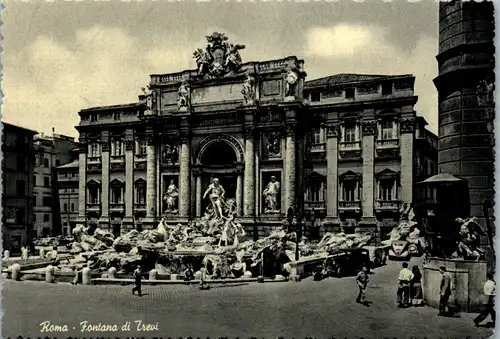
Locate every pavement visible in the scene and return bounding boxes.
[3,257,495,339]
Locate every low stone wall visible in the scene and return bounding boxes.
[423,257,487,313]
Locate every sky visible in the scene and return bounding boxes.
[2,0,439,137]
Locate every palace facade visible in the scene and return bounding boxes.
[75,34,437,240]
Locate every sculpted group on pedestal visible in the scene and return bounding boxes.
[177,82,190,110]
[193,32,246,79]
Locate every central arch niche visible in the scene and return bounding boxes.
[200,140,237,166]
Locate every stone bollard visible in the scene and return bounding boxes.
[149,269,158,281]
[194,270,202,280]
[257,275,264,283]
[243,271,253,279]
[293,275,302,282]
[275,274,286,281]
[82,267,91,285]
[11,263,21,281]
[39,248,45,258]
[4,250,10,261]
[21,247,29,260]
[45,265,55,283]
[170,274,179,281]
[108,267,117,279]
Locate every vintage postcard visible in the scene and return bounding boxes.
[1,0,496,338]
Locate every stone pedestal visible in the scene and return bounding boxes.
[423,257,488,313]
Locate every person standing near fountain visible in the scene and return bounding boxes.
[132,265,143,297]
[203,178,226,219]
[474,272,496,327]
[438,266,452,316]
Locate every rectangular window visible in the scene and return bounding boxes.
[71,203,75,212]
[33,214,36,222]
[344,124,356,143]
[56,159,60,166]
[345,88,355,99]
[33,176,37,186]
[111,186,123,204]
[307,181,324,202]
[43,214,50,222]
[16,180,25,195]
[378,179,395,200]
[90,113,98,122]
[111,140,123,156]
[114,112,120,120]
[43,197,52,207]
[17,155,26,170]
[63,203,68,212]
[88,187,100,204]
[382,83,393,95]
[136,139,147,155]
[381,120,394,140]
[310,91,321,102]
[33,196,37,207]
[16,207,25,224]
[44,176,50,187]
[135,184,146,204]
[44,158,49,168]
[88,143,101,158]
[342,181,357,201]
[312,127,325,144]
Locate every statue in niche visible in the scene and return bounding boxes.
[263,176,281,213]
[177,82,190,110]
[263,132,281,158]
[163,179,179,214]
[162,143,179,164]
[285,70,299,98]
[241,74,256,105]
[477,75,495,106]
[203,178,226,219]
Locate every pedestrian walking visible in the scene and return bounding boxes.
[132,265,143,297]
[397,262,414,308]
[438,266,452,316]
[199,266,208,290]
[356,266,369,304]
[411,265,424,306]
[474,272,496,327]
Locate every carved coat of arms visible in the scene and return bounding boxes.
[193,32,246,78]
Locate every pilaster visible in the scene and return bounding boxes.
[99,134,110,225]
[361,121,376,219]
[124,137,134,222]
[284,121,297,212]
[326,123,339,219]
[400,118,415,204]
[195,173,202,217]
[235,165,244,217]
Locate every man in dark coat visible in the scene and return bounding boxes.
[438,266,452,315]
[132,265,143,297]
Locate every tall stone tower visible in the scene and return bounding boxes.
[433,1,495,229]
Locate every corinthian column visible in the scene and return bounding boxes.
[284,123,296,211]
[78,145,87,220]
[196,174,202,217]
[362,121,376,218]
[146,133,157,218]
[235,167,243,216]
[400,118,415,204]
[326,124,339,218]
[179,134,191,217]
[100,139,110,224]
[243,128,255,217]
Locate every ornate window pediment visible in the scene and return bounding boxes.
[110,178,125,187]
[87,179,101,187]
[339,170,362,182]
[375,168,399,180]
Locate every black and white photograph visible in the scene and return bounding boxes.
[1,0,496,338]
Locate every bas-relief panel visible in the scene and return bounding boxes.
[261,80,281,97]
[191,84,242,104]
[161,91,178,107]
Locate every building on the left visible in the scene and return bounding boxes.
[2,122,37,254]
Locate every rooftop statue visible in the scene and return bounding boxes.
[193,32,246,78]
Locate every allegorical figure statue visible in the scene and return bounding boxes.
[177,82,189,110]
[241,74,256,105]
[263,176,280,213]
[141,86,155,113]
[203,178,226,219]
[285,70,299,98]
[456,217,486,260]
[164,179,179,213]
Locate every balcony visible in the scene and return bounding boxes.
[110,155,125,163]
[86,203,101,213]
[309,143,326,153]
[375,200,400,213]
[339,141,361,159]
[87,156,101,164]
[134,203,147,213]
[338,200,362,214]
[376,139,400,157]
[109,203,125,213]
[110,162,125,172]
[304,201,326,211]
[135,153,147,162]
